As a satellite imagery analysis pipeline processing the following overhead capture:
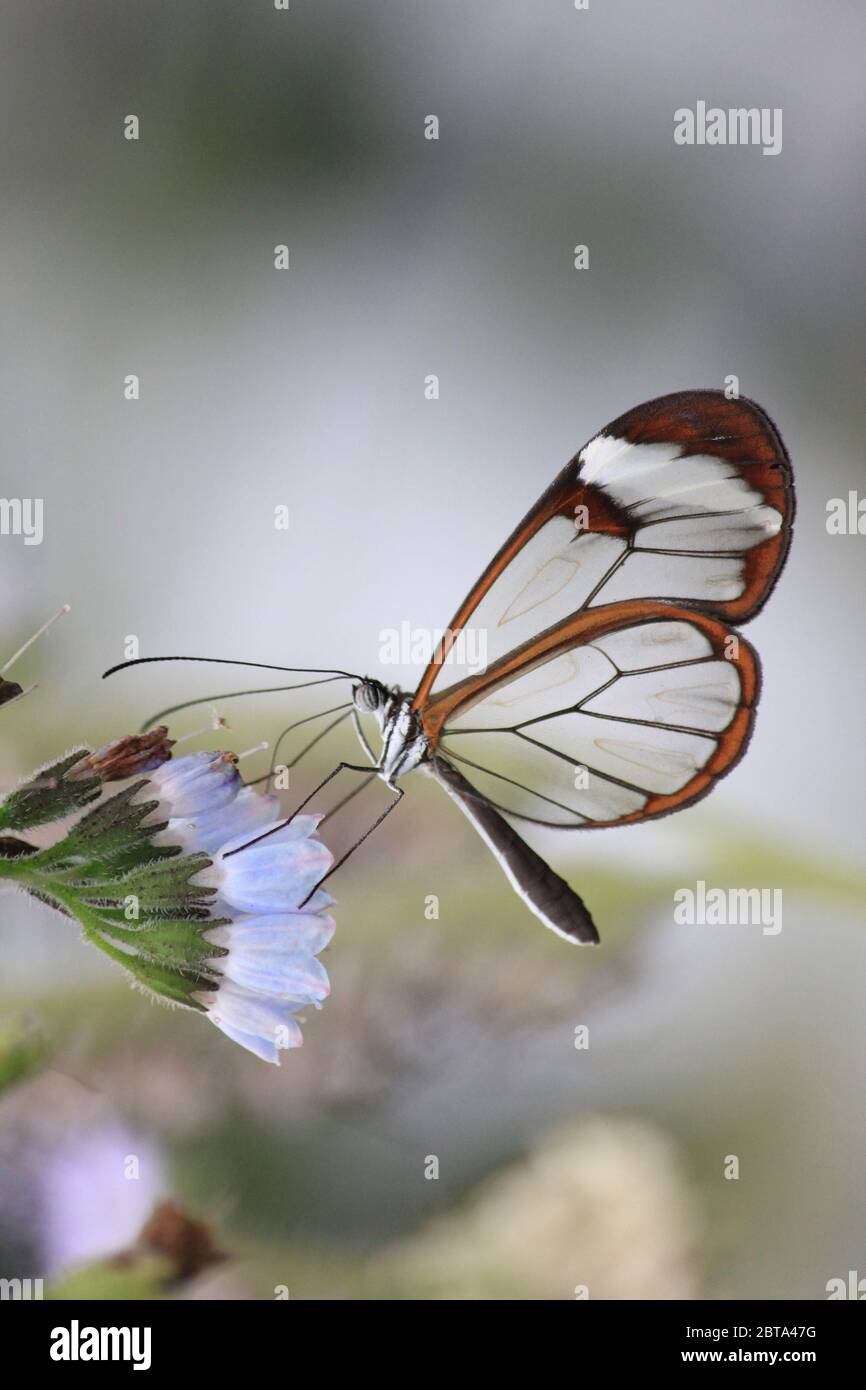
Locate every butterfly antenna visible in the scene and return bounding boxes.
[269,706,354,783]
[244,704,354,788]
[102,654,360,681]
[135,677,352,733]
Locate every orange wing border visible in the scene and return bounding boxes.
[422,600,761,830]
[412,390,793,710]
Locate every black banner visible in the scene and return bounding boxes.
[4,1297,861,1373]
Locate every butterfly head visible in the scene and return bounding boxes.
[352,677,390,715]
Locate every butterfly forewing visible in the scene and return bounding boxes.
[413,391,792,704]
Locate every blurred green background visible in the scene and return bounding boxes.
[1,0,864,1299]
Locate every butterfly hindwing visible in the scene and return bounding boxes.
[430,604,759,829]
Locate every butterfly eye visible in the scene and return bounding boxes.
[354,679,384,713]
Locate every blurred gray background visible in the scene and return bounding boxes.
[0,1,864,1300]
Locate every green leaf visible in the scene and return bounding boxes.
[59,897,217,1008]
[106,853,216,913]
[32,780,177,876]
[103,947,215,1009]
[0,750,101,831]
[84,913,226,974]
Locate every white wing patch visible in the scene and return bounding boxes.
[439,617,742,825]
[575,433,783,610]
[638,507,782,552]
[580,435,763,517]
[429,432,781,699]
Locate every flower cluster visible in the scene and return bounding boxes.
[148,752,336,1063]
[0,737,335,1065]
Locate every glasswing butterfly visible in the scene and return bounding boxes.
[108,390,794,945]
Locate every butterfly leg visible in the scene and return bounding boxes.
[222,760,372,857]
[297,784,405,906]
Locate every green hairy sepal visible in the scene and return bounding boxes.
[0,749,225,1010]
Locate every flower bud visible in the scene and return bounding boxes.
[70,727,175,782]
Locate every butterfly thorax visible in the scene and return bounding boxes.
[353,678,430,786]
